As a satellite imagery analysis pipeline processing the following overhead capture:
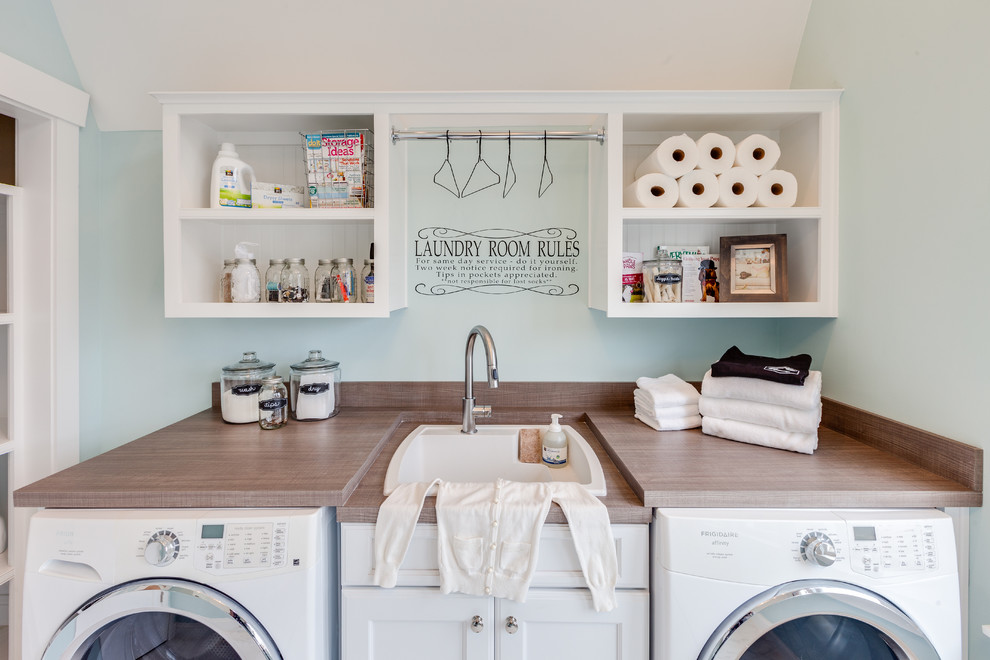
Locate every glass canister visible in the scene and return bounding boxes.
[289,349,341,420]
[330,258,356,303]
[642,248,683,303]
[220,351,276,423]
[280,257,310,302]
[314,259,335,303]
[265,258,286,303]
[361,258,375,303]
[219,259,235,303]
[258,376,289,430]
[230,258,262,302]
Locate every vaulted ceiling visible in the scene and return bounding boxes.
[51,0,812,131]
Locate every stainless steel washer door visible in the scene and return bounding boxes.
[700,580,940,660]
[42,578,281,660]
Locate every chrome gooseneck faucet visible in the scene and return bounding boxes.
[462,325,499,434]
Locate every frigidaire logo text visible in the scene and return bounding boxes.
[700,531,739,538]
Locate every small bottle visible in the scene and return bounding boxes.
[361,258,375,303]
[219,259,235,303]
[330,258,356,303]
[265,258,286,303]
[280,258,310,302]
[314,259,335,302]
[542,414,567,469]
[258,376,289,430]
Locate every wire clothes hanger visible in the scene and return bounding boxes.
[502,130,517,198]
[461,130,500,197]
[433,130,460,197]
[538,130,554,198]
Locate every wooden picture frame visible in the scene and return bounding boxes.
[719,234,788,302]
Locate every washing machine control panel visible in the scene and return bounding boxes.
[848,522,938,577]
[193,520,289,573]
[144,530,181,566]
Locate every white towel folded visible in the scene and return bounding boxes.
[702,416,818,454]
[633,390,699,418]
[698,395,821,434]
[634,374,700,408]
[701,369,822,410]
[635,412,703,431]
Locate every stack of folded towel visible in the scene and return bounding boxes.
[699,346,822,454]
[634,374,702,431]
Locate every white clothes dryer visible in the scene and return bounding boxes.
[23,507,333,659]
[653,508,961,660]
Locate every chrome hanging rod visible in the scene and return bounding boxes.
[391,128,606,145]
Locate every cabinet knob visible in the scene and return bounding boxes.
[470,615,484,633]
[505,616,518,634]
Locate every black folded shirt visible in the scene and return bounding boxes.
[710,345,812,386]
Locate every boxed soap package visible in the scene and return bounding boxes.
[251,182,307,209]
[303,130,373,208]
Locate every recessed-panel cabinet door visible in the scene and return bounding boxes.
[496,589,649,660]
[342,587,495,660]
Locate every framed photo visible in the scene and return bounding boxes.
[719,234,788,302]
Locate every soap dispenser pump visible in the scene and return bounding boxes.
[542,414,567,469]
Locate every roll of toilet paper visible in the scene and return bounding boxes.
[755,170,799,208]
[624,172,679,208]
[675,169,719,208]
[695,133,736,174]
[634,134,700,179]
[715,167,760,208]
[734,134,781,175]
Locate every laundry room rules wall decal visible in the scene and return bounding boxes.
[413,226,581,296]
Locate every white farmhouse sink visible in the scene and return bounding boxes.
[383,424,606,497]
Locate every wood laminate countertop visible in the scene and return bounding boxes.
[14,382,982,512]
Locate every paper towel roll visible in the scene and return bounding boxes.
[695,133,736,174]
[634,134,700,179]
[734,134,781,175]
[675,169,718,208]
[715,167,759,208]
[755,170,798,208]
[624,173,679,208]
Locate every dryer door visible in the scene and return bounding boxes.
[700,580,939,660]
[42,578,281,659]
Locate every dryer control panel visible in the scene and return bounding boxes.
[193,520,289,572]
[847,522,938,577]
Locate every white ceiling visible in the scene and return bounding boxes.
[51,0,812,132]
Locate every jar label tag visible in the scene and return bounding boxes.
[259,398,288,410]
[232,384,263,396]
[300,383,331,395]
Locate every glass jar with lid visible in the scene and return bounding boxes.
[220,351,276,423]
[360,258,375,303]
[289,349,341,420]
[280,258,310,302]
[258,376,289,430]
[642,248,683,303]
[314,259,335,303]
[219,259,235,302]
[265,258,286,303]
[329,258,356,303]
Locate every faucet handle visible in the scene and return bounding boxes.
[472,404,493,418]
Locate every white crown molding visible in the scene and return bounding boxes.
[0,51,89,127]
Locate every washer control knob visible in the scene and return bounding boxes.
[800,531,836,567]
[145,531,180,567]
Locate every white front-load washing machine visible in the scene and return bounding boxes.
[653,508,960,660]
[23,507,334,659]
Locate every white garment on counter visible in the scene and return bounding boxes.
[698,395,821,434]
[634,412,702,432]
[634,374,700,408]
[701,369,822,410]
[374,478,618,612]
[701,415,818,455]
[632,391,699,419]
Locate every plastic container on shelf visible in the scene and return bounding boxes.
[210,143,255,209]
[289,349,341,421]
[360,258,374,303]
[220,351,276,424]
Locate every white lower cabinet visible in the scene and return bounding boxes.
[339,522,650,660]
[341,587,648,660]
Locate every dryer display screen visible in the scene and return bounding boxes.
[201,524,224,539]
[853,526,877,541]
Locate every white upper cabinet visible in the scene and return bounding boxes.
[157,90,839,319]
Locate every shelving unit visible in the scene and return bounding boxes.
[158,90,839,320]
